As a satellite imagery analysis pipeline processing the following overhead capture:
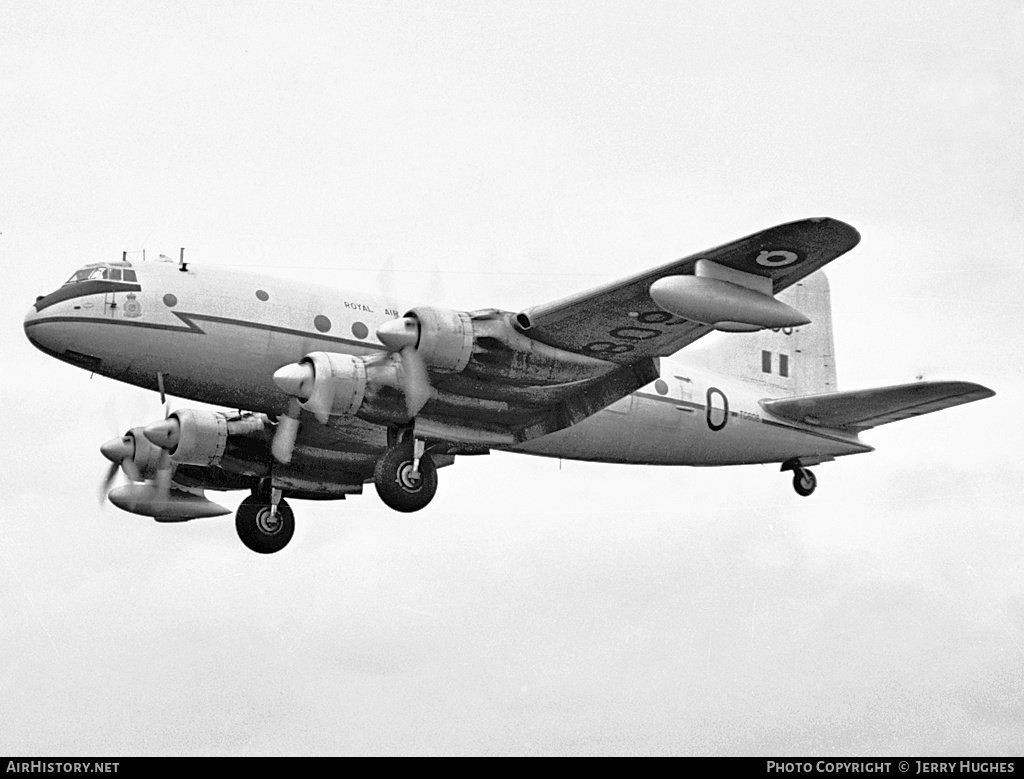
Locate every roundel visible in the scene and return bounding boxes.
[755,249,799,267]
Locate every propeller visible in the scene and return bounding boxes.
[98,431,143,504]
[152,449,173,506]
[98,404,176,508]
[140,411,177,507]
[271,397,302,465]
[376,316,433,418]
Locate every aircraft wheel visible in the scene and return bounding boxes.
[792,469,817,497]
[374,442,437,513]
[236,494,295,554]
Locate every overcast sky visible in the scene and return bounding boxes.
[2,0,1022,756]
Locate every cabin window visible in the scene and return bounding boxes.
[761,350,772,373]
[779,354,789,377]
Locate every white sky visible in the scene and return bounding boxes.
[2,0,1023,756]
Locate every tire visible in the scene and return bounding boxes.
[792,469,817,497]
[235,494,295,553]
[374,443,437,513]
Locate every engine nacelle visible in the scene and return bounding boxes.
[290,351,368,422]
[142,409,270,467]
[405,307,611,383]
[404,306,474,373]
[165,408,228,466]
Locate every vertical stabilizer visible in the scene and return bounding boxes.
[679,271,838,398]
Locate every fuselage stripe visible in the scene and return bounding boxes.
[631,390,870,448]
[25,312,387,351]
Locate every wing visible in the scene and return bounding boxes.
[517,217,860,364]
[761,381,995,431]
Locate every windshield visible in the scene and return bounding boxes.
[64,266,137,284]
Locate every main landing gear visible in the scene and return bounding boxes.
[374,437,437,513]
[235,489,295,554]
[782,459,817,497]
[233,436,438,553]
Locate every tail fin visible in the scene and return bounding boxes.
[680,271,838,398]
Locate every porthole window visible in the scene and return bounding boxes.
[654,379,669,395]
[162,293,178,307]
[313,314,332,333]
[255,289,269,302]
[352,321,369,339]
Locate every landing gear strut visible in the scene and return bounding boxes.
[236,492,295,553]
[374,438,437,512]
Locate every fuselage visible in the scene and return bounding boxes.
[24,259,870,467]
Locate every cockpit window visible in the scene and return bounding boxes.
[63,265,137,285]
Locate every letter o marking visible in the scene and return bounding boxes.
[755,249,799,267]
[637,310,674,324]
[706,387,729,431]
[610,326,661,341]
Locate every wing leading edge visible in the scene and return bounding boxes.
[760,381,995,432]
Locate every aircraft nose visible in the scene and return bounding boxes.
[24,304,40,343]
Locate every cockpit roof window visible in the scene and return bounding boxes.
[63,263,136,286]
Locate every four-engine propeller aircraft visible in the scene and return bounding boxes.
[24,218,994,553]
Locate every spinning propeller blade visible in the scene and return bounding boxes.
[152,449,173,507]
[98,432,142,504]
[98,460,120,504]
[271,397,302,464]
[377,316,434,418]
[399,345,432,418]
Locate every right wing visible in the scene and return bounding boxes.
[761,381,995,431]
[517,217,860,363]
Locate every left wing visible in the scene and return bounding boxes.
[517,217,860,363]
[761,381,995,431]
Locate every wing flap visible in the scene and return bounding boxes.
[518,217,860,364]
[761,381,995,431]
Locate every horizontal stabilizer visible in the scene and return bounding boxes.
[761,381,995,431]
